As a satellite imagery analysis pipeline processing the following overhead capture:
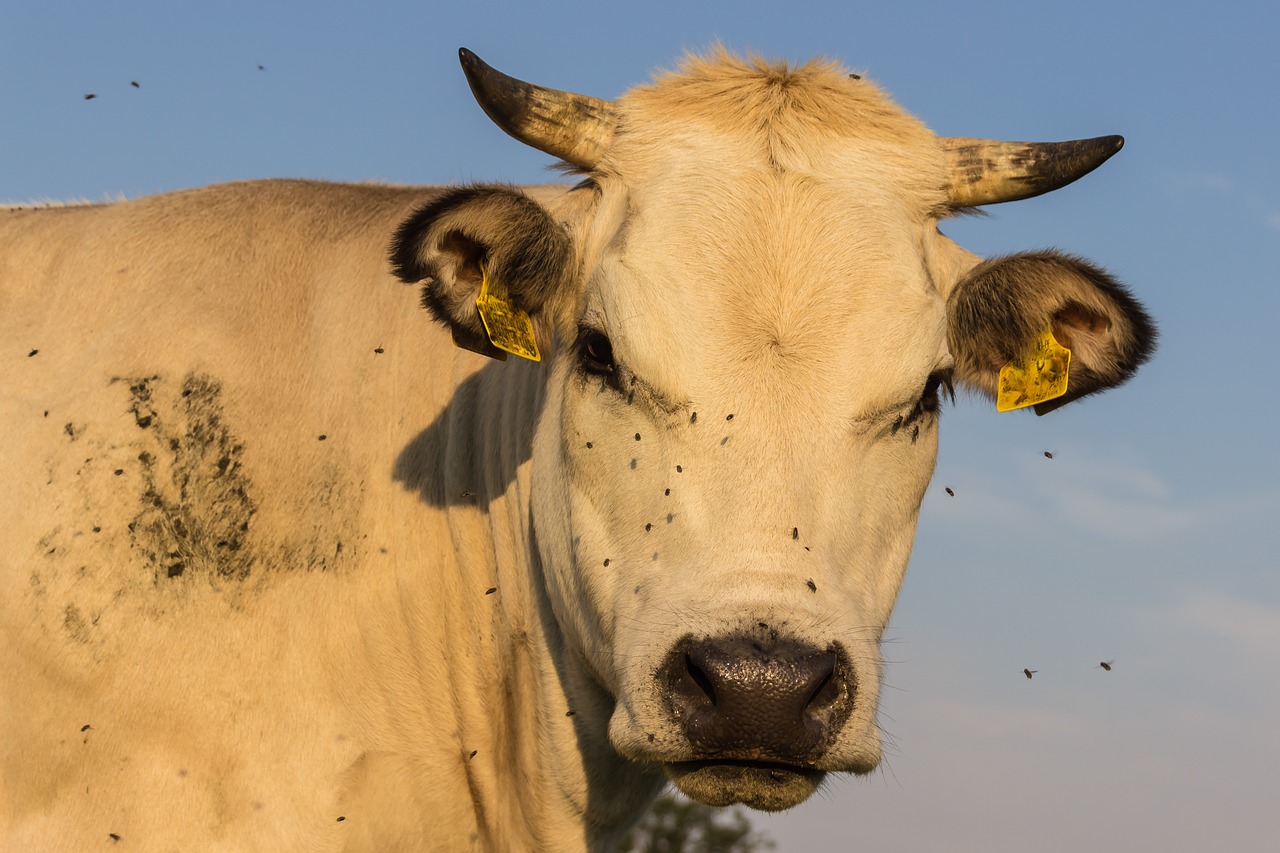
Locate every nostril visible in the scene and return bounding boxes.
[686,654,717,707]
[805,655,841,713]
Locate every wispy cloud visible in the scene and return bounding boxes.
[1146,589,1280,659]
[911,695,1092,742]
[1129,587,1280,721]
[927,451,1280,547]
[1029,454,1171,500]
[1162,168,1280,234]
[1169,171,1235,194]
[1026,456,1199,541]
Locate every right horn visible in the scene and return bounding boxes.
[458,48,618,170]
[942,136,1124,207]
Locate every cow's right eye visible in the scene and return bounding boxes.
[578,330,615,375]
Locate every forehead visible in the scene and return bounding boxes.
[591,189,945,416]
[578,53,950,409]
[604,50,947,207]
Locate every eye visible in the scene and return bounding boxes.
[578,329,615,376]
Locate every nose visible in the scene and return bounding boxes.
[660,633,854,763]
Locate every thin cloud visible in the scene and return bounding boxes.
[1026,454,1172,501]
[1044,482,1280,544]
[1148,589,1280,659]
[911,696,1092,742]
[1163,169,1280,234]
[1170,171,1235,194]
[928,453,1280,547]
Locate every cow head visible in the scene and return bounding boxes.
[391,49,1155,811]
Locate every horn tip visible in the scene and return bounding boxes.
[1093,134,1124,169]
[458,47,478,70]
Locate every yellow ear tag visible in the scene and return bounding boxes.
[996,328,1071,412]
[474,261,541,362]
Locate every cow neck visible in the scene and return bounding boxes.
[429,358,584,846]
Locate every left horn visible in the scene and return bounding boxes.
[942,136,1124,207]
[458,48,617,170]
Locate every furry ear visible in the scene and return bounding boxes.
[390,185,573,357]
[947,251,1156,414]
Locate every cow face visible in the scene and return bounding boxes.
[392,50,1154,811]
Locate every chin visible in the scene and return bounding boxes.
[663,761,826,812]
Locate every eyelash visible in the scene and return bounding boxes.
[917,370,954,416]
[892,370,954,434]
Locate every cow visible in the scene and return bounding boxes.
[0,48,1154,851]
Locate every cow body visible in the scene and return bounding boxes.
[1,181,647,850]
[2,51,1153,851]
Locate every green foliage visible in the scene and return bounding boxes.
[619,789,775,853]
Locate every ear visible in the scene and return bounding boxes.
[390,185,573,357]
[947,251,1156,414]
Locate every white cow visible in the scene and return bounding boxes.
[0,49,1154,851]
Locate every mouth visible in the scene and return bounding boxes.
[663,759,826,811]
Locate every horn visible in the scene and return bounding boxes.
[942,136,1124,207]
[458,48,617,169]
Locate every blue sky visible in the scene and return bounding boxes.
[4,1,1277,849]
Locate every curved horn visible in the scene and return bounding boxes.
[943,135,1124,207]
[458,48,617,170]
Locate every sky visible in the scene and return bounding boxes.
[3,1,1278,850]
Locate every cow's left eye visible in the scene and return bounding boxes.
[578,330,615,375]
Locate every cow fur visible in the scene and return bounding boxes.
[1,51,1153,851]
